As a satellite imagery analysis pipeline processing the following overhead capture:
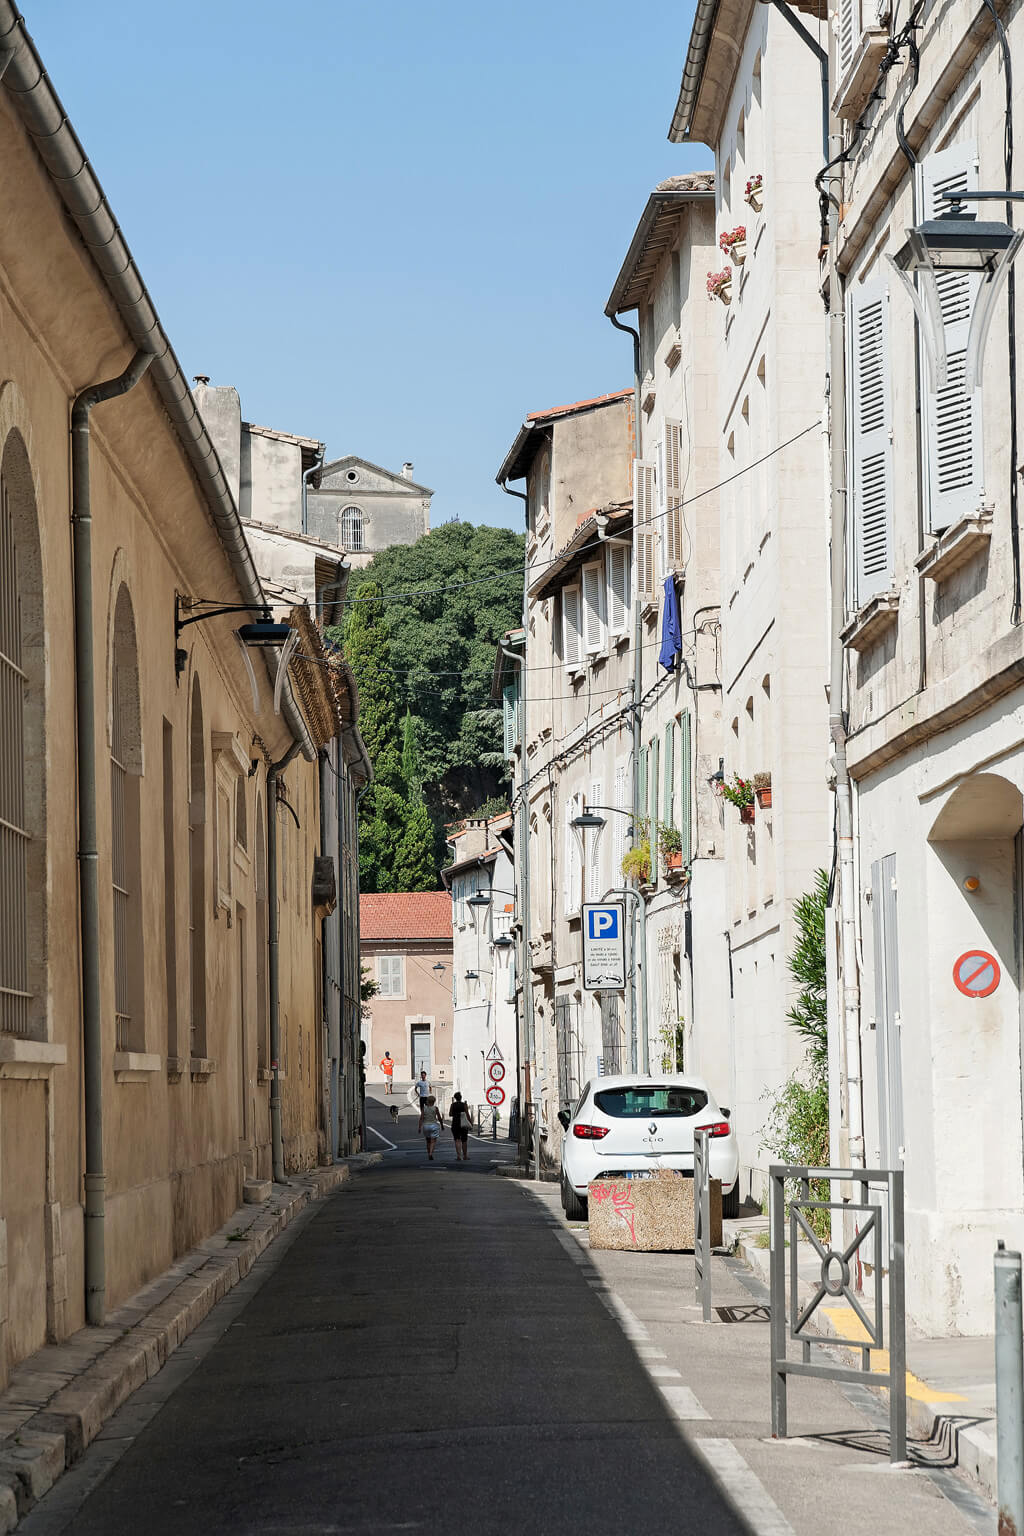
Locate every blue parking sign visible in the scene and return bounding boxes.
[582,903,625,991]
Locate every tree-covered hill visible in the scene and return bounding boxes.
[327,521,524,892]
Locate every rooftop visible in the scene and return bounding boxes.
[360,891,453,943]
[606,178,716,316]
[496,389,633,487]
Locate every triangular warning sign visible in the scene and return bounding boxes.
[485,1041,504,1062]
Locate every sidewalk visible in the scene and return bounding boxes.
[0,1155,380,1532]
[730,1210,998,1504]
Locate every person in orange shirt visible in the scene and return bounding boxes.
[380,1051,394,1094]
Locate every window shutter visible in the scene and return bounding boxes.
[921,142,983,532]
[562,586,582,666]
[502,683,516,757]
[679,711,691,863]
[663,419,684,568]
[663,723,675,825]
[849,277,893,605]
[633,459,657,602]
[838,0,859,77]
[613,758,628,876]
[649,738,660,840]
[587,776,603,900]
[582,561,605,653]
[638,747,648,820]
[606,544,630,634]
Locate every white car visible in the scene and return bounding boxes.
[558,1073,741,1222]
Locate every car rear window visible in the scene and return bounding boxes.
[593,1086,709,1118]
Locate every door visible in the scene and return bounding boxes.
[872,855,904,1167]
[412,1028,431,1078]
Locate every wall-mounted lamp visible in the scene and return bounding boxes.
[887,191,1024,390]
[174,594,295,686]
[708,758,725,787]
[492,933,514,950]
[963,876,981,893]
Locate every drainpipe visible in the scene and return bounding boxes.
[267,740,302,1182]
[301,444,325,537]
[608,311,649,1073]
[823,41,865,1168]
[355,778,370,1152]
[72,349,154,1327]
[499,477,535,1173]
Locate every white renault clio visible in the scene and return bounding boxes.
[558,1073,740,1222]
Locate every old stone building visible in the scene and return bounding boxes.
[305,455,432,569]
[0,13,366,1385]
[360,893,454,1099]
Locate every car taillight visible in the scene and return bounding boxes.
[704,1121,731,1138]
[572,1123,610,1140]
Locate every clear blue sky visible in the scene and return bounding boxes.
[31,2,709,530]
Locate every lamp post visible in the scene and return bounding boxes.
[570,805,650,1075]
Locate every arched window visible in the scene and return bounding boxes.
[0,432,45,1039]
[189,675,208,1058]
[110,584,144,1051]
[340,505,364,551]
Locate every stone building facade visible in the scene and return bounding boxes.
[0,14,366,1386]
[360,893,454,1099]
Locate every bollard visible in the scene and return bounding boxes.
[996,1239,1024,1536]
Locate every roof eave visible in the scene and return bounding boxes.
[605,189,717,316]
[668,0,722,143]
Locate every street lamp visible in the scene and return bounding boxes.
[888,190,1024,390]
[570,805,649,1075]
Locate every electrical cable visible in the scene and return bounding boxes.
[335,420,822,609]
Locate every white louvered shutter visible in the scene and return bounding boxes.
[562,586,582,667]
[613,758,628,876]
[582,561,605,653]
[587,776,603,900]
[838,0,859,78]
[633,459,657,602]
[606,544,630,635]
[849,277,893,605]
[920,142,983,532]
[663,419,684,568]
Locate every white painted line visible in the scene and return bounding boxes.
[637,1346,667,1359]
[659,1383,710,1420]
[366,1125,397,1149]
[649,1365,682,1379]
[695,1440,796,1535]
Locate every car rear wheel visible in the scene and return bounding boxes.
[562,1174,588,1221]
[722,1182,740,1219]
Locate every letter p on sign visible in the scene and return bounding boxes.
[588,907,618,940]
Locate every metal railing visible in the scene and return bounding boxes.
[0,473,30,1039]
[693,1127,712,1322]
[996,1241,1024,1535]
[769,1163,906,1464]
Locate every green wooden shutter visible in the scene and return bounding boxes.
[663,723,675,826]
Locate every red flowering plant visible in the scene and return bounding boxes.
[720,773,755,809]
[706,268,732,300]
[745,173,763,197]
[718,224,747,254]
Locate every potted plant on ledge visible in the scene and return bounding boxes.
[744,173,763,211]
[753,771,772,810]
[622,841,652,889]
[721,774,755,824]
[719,224,747,266]
[706,268,732,305]
[659,825,687,880]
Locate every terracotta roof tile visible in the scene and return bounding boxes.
[360,891,452,942]
[526,387,633,423]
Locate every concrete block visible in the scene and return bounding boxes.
[0,1478,16,1533]
[0,1428,65,1507]
[587,1175,723,1251]
[243,1178,272,1203]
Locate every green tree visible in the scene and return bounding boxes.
[785,868,829,1077]
[345,582,404,797]
[401,708,424,807]
[392,803,438,891]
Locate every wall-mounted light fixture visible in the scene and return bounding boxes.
[174,595,296,698]
[888,191,1024,390]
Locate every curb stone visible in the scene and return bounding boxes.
[0,1153,381,1529]
[735,1232,997,1505]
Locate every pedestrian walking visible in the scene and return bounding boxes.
[379,1051,394,1094]
[418,1095,444,1161]
[411,1068,431,1107]
[449,1092,473,1161]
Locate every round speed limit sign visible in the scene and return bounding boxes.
[486,1085,505,1107]
[488,1061,505,1083]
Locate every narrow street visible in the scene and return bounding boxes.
[20,1097,989,1536]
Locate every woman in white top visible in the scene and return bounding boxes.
[418,1095,444,1161]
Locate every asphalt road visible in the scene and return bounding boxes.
[21,1093,985,1536]
[23,1095,750,1535]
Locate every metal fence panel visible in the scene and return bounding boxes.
[693,1127,711,1322]
[768,1163,906,1463]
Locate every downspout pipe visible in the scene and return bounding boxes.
[608,311,649,1074]
[0,5,314,762]
[355,778,371,1153]
[72,349,154,1327]
[267,741,302,1183]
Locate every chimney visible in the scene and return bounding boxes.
[401,462,414,479]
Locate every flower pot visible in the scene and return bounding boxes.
[755,786,772,809]
[727,240,746,266]
[716,283,732,305]
[739,803,755,825]
[745,190,762,212]
[664,850,684,871]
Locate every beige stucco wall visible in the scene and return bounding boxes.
[0,83,329,1380]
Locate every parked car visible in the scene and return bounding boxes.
[557,1073,740,1222]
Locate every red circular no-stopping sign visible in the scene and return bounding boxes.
[953,949,1001,998]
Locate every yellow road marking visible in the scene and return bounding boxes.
[820,1306,965,1403]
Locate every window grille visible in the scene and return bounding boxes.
[111,648,131,1051]
[340,505,364,551]
[0,475,29,1037]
